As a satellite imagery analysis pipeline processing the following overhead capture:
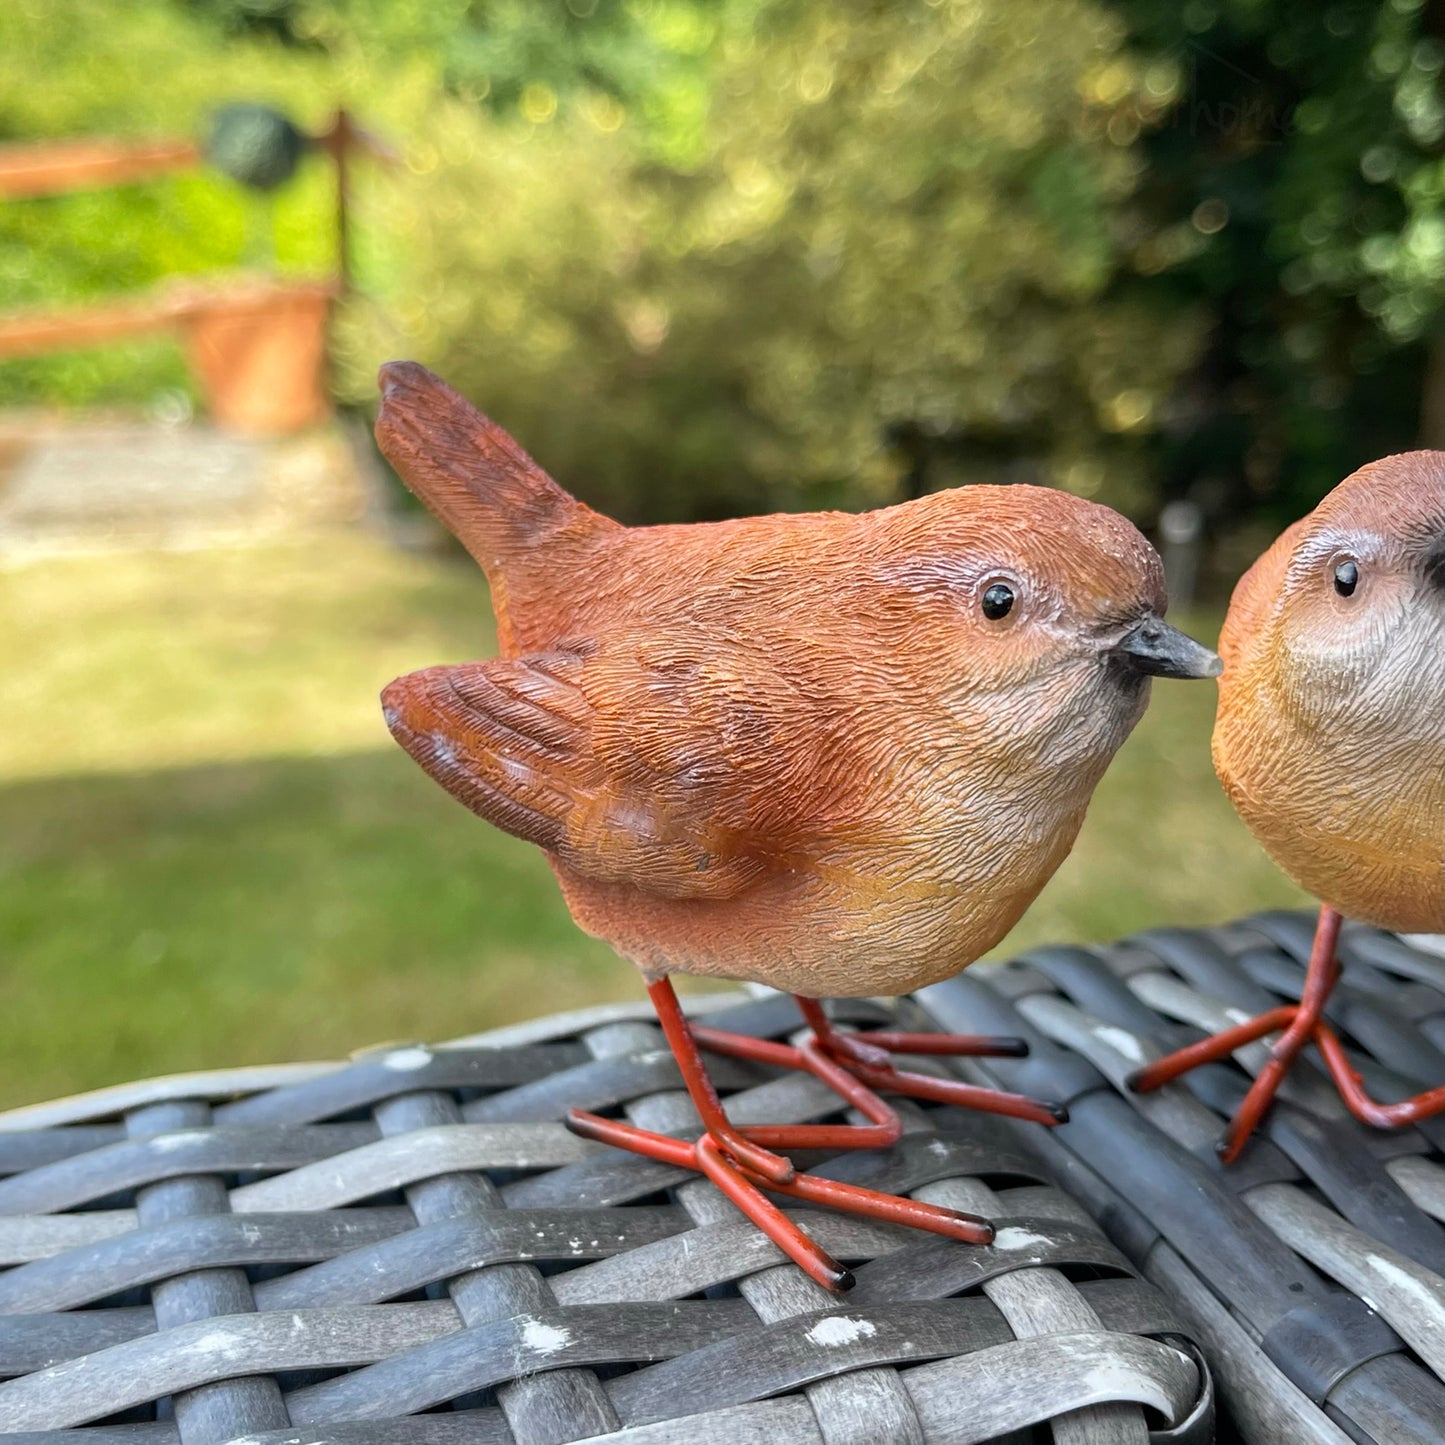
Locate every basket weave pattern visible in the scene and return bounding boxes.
[0,995,1206,1442]
[0,912,1440,1442]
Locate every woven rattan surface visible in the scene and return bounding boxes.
[0,998,1203,1444]
[919,911,1445,1445]
[0,912,1437,1443]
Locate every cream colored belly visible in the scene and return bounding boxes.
[1217,726,1445,933]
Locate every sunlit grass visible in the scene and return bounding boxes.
[0,533,492,780]
[0,540,1304,1107]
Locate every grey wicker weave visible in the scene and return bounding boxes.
[918,911,1445,1445]
[0,912,1437,1443]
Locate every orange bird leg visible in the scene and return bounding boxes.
[565,978,994,1291]
[686,996,1064,1126]
[1312,1023,1445,1129]
[1128,907,1445,1161]
[791,995,1068,1126]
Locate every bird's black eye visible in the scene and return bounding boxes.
[981,583,1015,620]
[1333,560,1359,597]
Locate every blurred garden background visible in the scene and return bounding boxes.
[1,0,1440,1106]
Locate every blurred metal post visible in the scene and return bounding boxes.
[320,109,354,294]
[316,109,398,296]
[1159,498,1203,609]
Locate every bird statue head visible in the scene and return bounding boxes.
[1221,450,1445,733]
[1133,449,1445,1154]
[852,483,1220,770]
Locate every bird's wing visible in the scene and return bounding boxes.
[383,651,594,855]
[383,639,843,901]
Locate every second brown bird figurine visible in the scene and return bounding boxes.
[376,362,1220,1290]
[1129,450,1445,1157]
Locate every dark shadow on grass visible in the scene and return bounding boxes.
[0,748,628,1108]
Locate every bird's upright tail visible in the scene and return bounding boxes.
[373,361,616,575]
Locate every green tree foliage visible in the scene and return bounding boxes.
[185,0,722,161]
[0,0,718,412]
[341,0,1198,521]
[1105,0,1444,531]
[4,0,1435,534]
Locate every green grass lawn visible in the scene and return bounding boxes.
[0,535,1306,1108]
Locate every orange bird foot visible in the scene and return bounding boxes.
[1127,907,1445,1163]
[565,978,1065,1292]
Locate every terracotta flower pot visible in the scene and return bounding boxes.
[181,282,335,436]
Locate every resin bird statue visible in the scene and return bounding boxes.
[375,361,1220,1290]
[1130,451,1445,1160]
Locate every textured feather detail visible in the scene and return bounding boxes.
[381,654,591,852]
[1217,516,1308,670]
[381,644,820,902]
[374,362,603,560]
[373,362,618,653]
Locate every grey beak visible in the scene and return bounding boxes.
[1112,616,1222,679]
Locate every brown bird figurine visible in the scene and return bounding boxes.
[375,362,1220,1289]
[1130,451,1445,1159]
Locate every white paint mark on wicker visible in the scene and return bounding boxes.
[183,1329,244,1362]
[519,1319,573,1355]
[147,1131,210,1152]
[993,1227,1052,1252]
[381,1047,433,1072]
[1399,932,1445,957]
[806,1315,877,1347]
[1361,1255,1442,1314]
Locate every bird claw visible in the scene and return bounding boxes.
[565,1107,993,1292]
[1129,981,1445,1163]
[825,1047,1070,1126]
[566,979,1039,1289]
[824,1029,1031,1061]
[689,1014,1066,1128]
